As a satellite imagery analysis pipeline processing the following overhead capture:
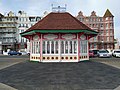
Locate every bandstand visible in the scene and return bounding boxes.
[21,12,98,62]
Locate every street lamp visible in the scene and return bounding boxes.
[14,39,17,51]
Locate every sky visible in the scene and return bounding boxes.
[0,0,120,40]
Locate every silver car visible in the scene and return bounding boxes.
[98,50,111,58]
[112,50,120,57]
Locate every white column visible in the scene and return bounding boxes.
[54,41,56,54]
[36,41,37,54]
[77,41,78,54]
[64,41,65,54]
[68,41,70,54]
[50,41,51,54]
[33,41,34,54]
[38,41,40,54]
[59,40,61,54]
[72,41,74,54]
[35,41,36,54]
[31,41,32,54]
[45,41,47,54]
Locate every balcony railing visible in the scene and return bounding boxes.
[0,30,16,33]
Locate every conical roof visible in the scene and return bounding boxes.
[103,9,114,17]
[21,12,98,36]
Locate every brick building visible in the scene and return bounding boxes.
[76,9,114,50]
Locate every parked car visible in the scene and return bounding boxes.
[98,50,111,58]
[92,50,99,57]
[8,51,22,55]
[19,51,28,55]
[112,49,120,57]
[106,49,112,56]
[89,50,94,57]
[27,52,30,56]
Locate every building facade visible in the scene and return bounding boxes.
[17,11,41,50]
[0,11,41,52]
[76,9,114,50]
[0,11,18,52]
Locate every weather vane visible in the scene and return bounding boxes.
[51,4,67,12]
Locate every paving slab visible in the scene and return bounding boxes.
[114,85,120,90]
[0,55,29,90]
[0,83,17,90]
[0,61,120,90]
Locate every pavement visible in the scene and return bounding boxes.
[0,55,29,90]
[90,58,120,90]
[0,83,17,90]
[0,55,120,90]
[0,55,29,70]
[90,57,120,69]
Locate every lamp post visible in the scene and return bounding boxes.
[14,39,17,51]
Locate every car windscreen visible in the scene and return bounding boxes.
[114,51,120,53]
[89,51,93,53]
[99,51,108,53]
[93,50,98,54]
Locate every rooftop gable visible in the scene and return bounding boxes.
[103,9,114,17]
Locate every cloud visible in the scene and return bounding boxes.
[0,0,120,39]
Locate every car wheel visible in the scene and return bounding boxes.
[19,53,22,55]
[27,53,30,56]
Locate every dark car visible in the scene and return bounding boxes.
[8,51,22,55]
[92,50,99,57]
[89,50,94,57]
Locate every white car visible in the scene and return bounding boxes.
[112,50,120,57]
[106,49,112,56]
[98,50,111,58]
[19,51,28,55]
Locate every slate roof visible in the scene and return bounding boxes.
[21,12,98,36]
[27,12,93,31]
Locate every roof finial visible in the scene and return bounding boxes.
[51,4,67,13]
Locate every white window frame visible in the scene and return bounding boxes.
[80,40,88,55]
[42,40,59,55]
[31,41,40,55]
[61,40,77,55]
